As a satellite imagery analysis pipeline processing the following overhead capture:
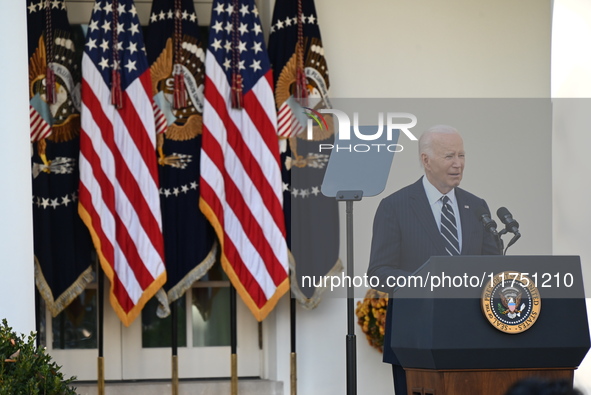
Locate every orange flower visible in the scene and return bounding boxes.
[355,289,389,352]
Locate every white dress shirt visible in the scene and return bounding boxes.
[422,176,463,252]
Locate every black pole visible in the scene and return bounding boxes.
[97,262,105,395]
[230,284,238,395]
[98,265,104,358]
[345,199,357,395]
[171,299,179,395]
[230,285,237,354]
[171,301,178,356]
[290,285,297,395]
[290,293,296,353]
[35,287,41,348]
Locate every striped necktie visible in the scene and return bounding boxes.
[440,196,460,256]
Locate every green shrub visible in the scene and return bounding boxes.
[0,318,76,394]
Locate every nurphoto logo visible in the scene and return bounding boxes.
[304,109,418,153]
[302,107,329,133]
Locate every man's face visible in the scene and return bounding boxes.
[422,133,465,194]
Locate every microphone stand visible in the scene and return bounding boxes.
[499,228,520,254]
[493,232,505,255]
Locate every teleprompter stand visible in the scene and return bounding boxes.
[322,127,399,395]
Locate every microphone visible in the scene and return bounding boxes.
[496,207,520,235]
[476,206,498,235]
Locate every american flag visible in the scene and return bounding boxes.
[78,0,167,326]
[200,0,289,321]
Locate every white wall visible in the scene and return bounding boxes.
[0,0,36,335]
[552,1,591,392]
[323,0,550,98]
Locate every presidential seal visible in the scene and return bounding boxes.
[481,271,541,334]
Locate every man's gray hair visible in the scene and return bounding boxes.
[418,125,460,167]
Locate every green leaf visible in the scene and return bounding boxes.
[0,319,76,394]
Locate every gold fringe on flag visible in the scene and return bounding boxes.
[288,250,343,310]
[34,256,95,317]
[166,241,218,304]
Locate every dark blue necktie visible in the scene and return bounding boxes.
[440,195,460,256]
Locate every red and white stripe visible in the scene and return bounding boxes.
[30,104,52,142]
[78,54,166,326]
[153,101,167,135]
[200,51,289,322]
[277,100,305,138]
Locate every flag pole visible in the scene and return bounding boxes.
[97,263,105,395]
[171,300,179,395]
[290,293,297,395]
[230,284,238,395]
[35,287,41,348]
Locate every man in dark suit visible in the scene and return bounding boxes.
[367,125,500,394]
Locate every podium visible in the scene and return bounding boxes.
[389,255,591,395]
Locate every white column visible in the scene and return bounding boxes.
[552,0,591,393]
[0,0,36,335]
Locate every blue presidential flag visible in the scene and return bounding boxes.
[27,0,94,317]
[268,0,341,309]
[146,0,217,303]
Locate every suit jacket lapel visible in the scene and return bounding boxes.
[456,188,473,255]
[409,178,448,255]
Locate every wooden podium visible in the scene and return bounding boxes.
[389,255,590,395]
[405,368,574,395]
